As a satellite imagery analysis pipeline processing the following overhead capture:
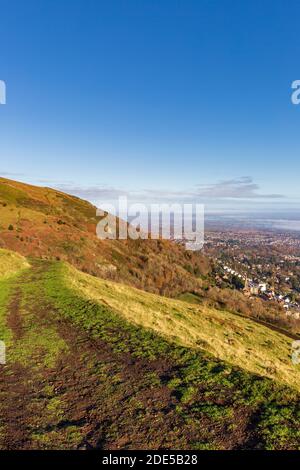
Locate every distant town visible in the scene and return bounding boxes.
[204,228,300,320]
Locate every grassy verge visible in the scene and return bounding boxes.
[43,261,300,449]
[9,266,68,369]
[44,262,300,392]
[0,254,67,384]
[0,275,15,348]
[0,249,29,278]
[0,249,30,349]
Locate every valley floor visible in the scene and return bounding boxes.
[0,260,299,450]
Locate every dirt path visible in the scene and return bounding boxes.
[0,287,41,449]
[0,264,193,449]
[0,262,264,450]
[7,289,23,339]
[0,264,108,449]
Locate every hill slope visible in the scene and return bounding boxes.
[0,177,210,296]
[0,249,29,278]
[0,251,299,450]
[48,261,300,391]
[1,177,295,338]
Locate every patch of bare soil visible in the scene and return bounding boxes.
[0,264,258,450]
[0,363,32,449]
[0,288,44,449]
[6,289,23,340]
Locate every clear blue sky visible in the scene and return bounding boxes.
[0,0,300,211]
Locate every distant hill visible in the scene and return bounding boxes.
[0,177,210,296]
[1,177,298,337]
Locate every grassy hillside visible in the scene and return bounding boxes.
[0,249,29,278]
[0,253,299,450]
[0,250,30,353]
[0,178,299,450]
[48,262,300,392]
[0,177,210,296]
[1,177,295,338]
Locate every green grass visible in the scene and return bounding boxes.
[177,292,202,304]
[44,261,300,392]
[2,256,300,449]
[41,260,300,449]
[0,276,14,348]
[0,251,67,369]
[0,181,27,204]
[9,268,68,369]
[0,249,29,278]
[0,250,30,348]
[258,403,300,449]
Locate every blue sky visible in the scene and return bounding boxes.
[0,0,300,211]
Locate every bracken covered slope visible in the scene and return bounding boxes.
[0,177,210,296]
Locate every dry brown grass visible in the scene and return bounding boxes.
[0,249,30,278]
[63,263,300,391]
